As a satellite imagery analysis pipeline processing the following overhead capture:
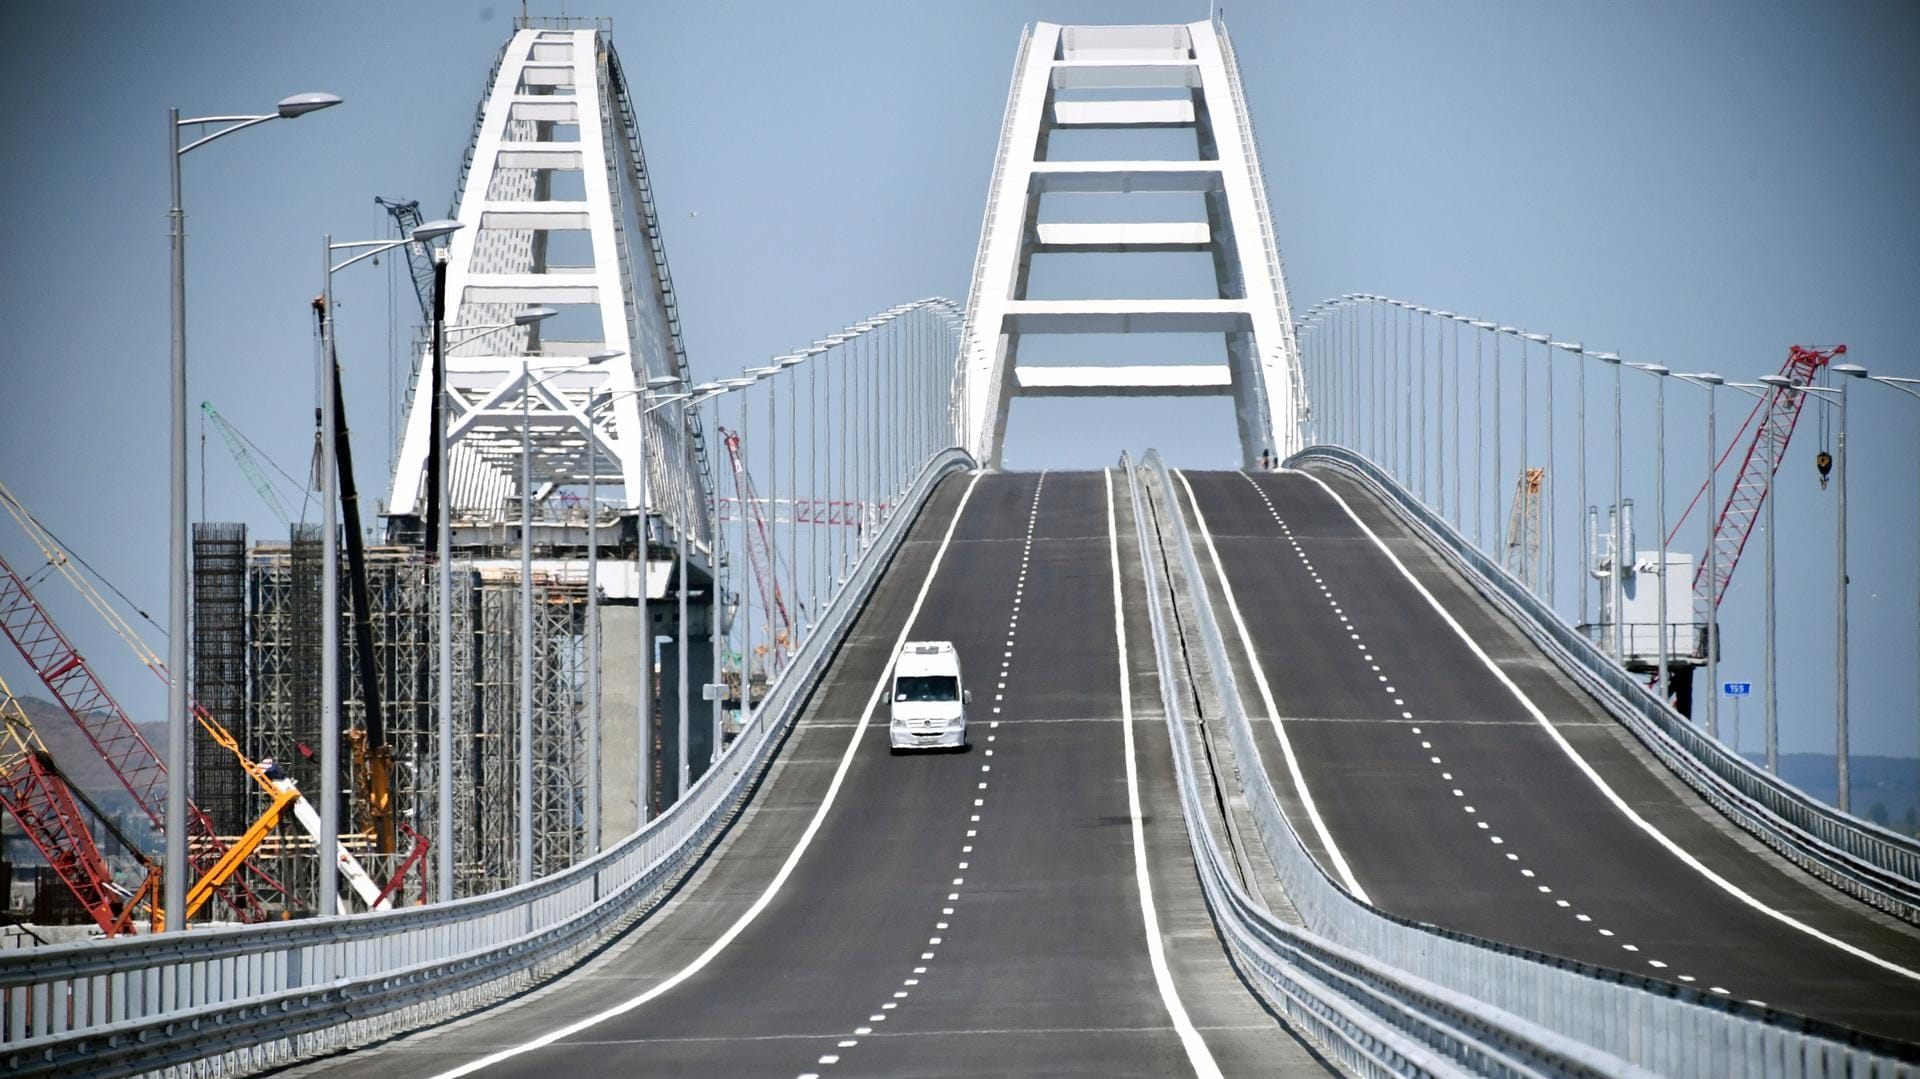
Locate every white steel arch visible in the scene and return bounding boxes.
[960,20,1306,468]
[388,25,708,550]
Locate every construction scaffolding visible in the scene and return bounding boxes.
[230,540,589,904]
[191,523,248,835]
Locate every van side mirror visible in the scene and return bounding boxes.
[962,690,973,705]
[882,691,892,704]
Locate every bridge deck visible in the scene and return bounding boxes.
[291,471,1327,1078]
[1178,467,1920,1044]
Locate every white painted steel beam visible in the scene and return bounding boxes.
[1051,99,1196,126]
[1034,221,1210,249]
[1002,299,1251,335]
[1051,61,1201,90]
[1014,364,1232,396]
[481,201,592,230]
[1029,161,1223,194]
[959,19,1304,468]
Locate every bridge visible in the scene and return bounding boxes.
[3,15,1919,1079]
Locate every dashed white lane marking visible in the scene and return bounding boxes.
[1174,469,1371,903]
[1105,468,1223,1078]
[815,474,1047,1074]
[1239,473,1715,987]
[1286,468,1920,984]
[425,473,988,1079]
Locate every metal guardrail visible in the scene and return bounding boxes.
[0,449,977,1078]
[1135,451,1919,1078]
[1289,445,1920,924]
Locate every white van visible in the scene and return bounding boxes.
[885,640,971,752]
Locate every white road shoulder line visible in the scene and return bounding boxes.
[1107,468,1222,1079]
[1287,468,1920,983]
[426,472,988,1079]
[1173,469,1371,903]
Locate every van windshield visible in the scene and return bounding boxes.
[895,675,960,702]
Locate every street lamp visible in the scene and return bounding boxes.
[1594,350,1625,663]
[1859,375,1920,796]
[583,373,685,837]
[512,311,568,886]
[578,354,642,854]
[316,220,462,917]
[1675,372,1724,738]
[1627,362,1672,710]
[432,302,552,899]
[1830,362,1869,813]
[165,90,341,931]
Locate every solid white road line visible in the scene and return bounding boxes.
[426,472,988,1079]
[1287,468,1920,983]
[1106,468,1222,1079]
[1172,469,1372,903]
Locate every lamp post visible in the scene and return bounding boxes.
[579,356,644,855]
[1628,363,1672,710]
[1830,362,1869,813]
[317,219,461,916]
[1471,321,1493,548]
[508,310,566,885]
[714,376,756,792]
[1523,332,1550,598]
[1859,375,1920,808]
[1676,372,1724,738]
[1594,350,1625,663]
[165,90,340,931]
[431,308,553,897]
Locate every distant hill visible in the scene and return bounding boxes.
[1750,752,1920,837]
[12,695,164,815]
[3,695,164,863]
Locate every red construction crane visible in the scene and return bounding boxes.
[0,551,293,922]
[1667,344,1844,623]
[718,426,794,667]
[0,672,150,933]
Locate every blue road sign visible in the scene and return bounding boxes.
[1722,681,1752,698]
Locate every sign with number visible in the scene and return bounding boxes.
[1721,681,1752,698]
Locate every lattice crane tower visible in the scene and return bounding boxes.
[961,20,1306,468]
[388,23,708,559]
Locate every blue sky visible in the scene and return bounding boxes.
[0,2,1915,776]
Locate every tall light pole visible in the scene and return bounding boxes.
[579,355,637,855]
[1528,332,1559,599]
[165,90,339,931]
[317,219,461,916]
[509,311,565,885]
[1860,375,1920,812]
[1628,363,1672,710]
[1830,362,1868,813]
[1595,350,1625,663]
[1677,373,1724,737]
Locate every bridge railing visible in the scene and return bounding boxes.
[1290,445,1920,922]
[1134,450,1920,1077]
[0,430,973,1077]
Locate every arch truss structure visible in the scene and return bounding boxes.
[961,19,1306,467]
[389,24,710,561]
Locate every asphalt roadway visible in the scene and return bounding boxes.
[1177,466,1920,1045]
[290,471,1328,1079]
